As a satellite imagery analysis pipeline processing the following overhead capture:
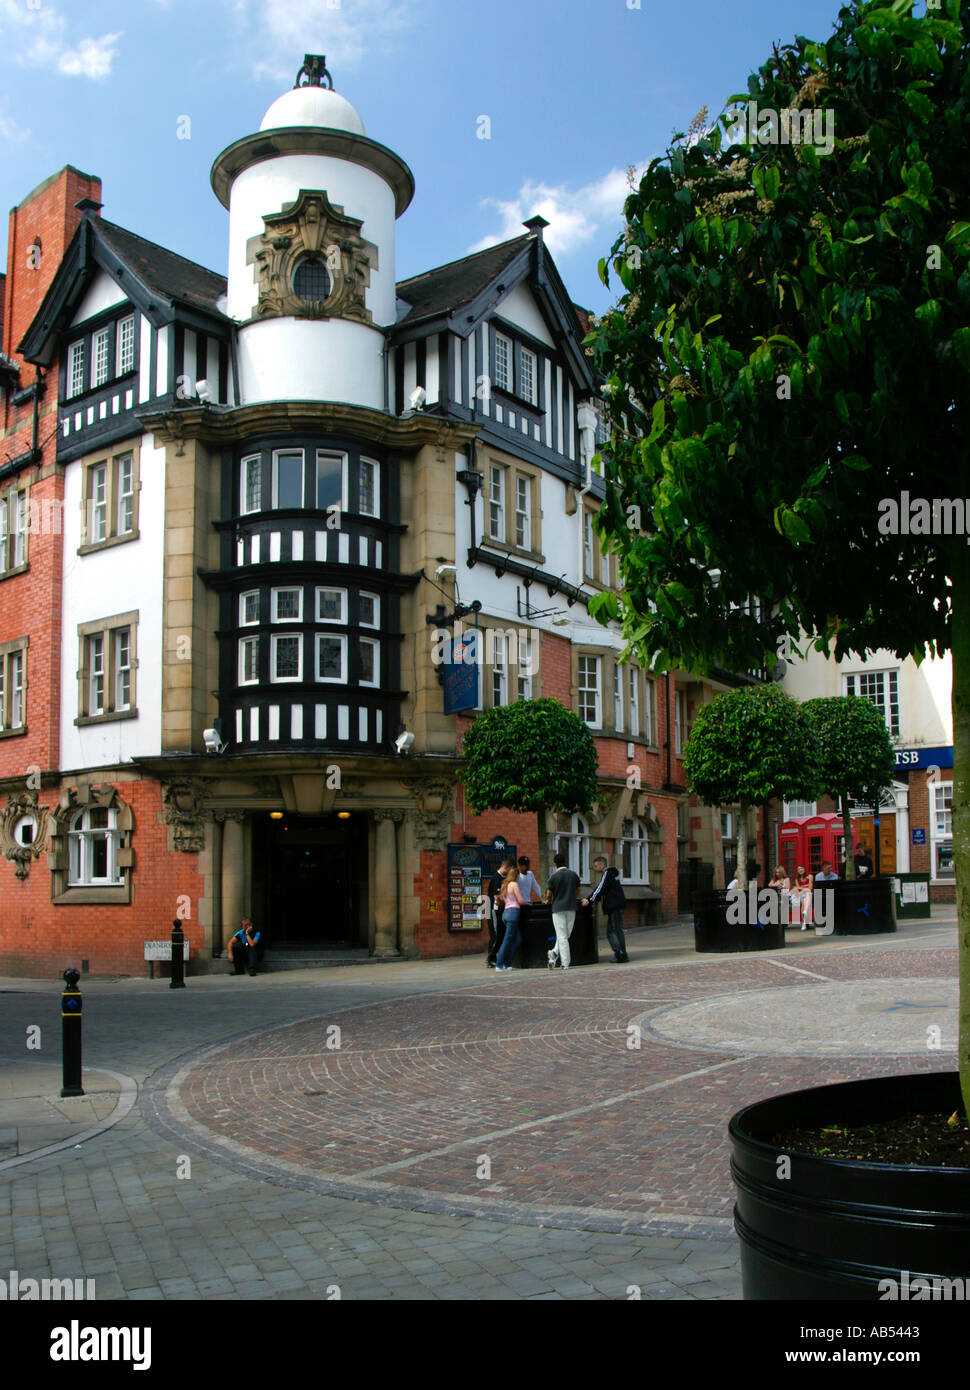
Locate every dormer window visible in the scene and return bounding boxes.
[293,257,331,304]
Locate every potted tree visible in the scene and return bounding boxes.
[684,683,820,951]
[587,0,970,1295]
[803,695,897,933]
[458,698,599,966]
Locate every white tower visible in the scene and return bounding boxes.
[211,54,414,409]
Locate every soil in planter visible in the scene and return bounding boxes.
[773,1110,970,1167]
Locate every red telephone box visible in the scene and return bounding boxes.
[779,813,856,878]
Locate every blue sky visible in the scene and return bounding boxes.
[1,0,846,316]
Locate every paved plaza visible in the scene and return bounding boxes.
[0,911,958,1301]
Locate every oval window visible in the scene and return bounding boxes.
[292,258,331,303]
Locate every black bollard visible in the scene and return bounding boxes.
[61,968,84,1097]
[169,919,186,989]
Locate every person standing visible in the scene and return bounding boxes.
[584,856,629,962]
[545,852,582,971]
[485,856,513,968]
[516,856,542,902]
[494,866,526,971]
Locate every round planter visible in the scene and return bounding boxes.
[730,1072,970,1299]
[693,889,786,954]
[832,876,897,935]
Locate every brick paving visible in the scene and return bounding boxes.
[0,915,959,1299]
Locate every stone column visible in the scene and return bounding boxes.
[895,782,911,873]
[372,810,403,957]
[208,815,223,957]
[221,813,245,952]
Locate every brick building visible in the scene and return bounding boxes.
[0,57,741,976]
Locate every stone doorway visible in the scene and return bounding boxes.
[251,812,368,946]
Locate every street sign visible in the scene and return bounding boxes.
[912,828,926,845]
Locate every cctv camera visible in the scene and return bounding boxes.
[203,727,225,754]
[409,386,427,411]
[196,379,213,403]
[394,731,415,755]
[434,564,457,582]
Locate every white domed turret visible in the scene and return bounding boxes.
[211,53,414,410]
[260,85,366,137]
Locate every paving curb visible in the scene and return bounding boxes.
[0,1067,138,1173]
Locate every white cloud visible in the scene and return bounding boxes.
[0,1,120,80]
[59,33,122,80]
[0,109,30,142]
[228,0,417,81]
[470,167,641,259]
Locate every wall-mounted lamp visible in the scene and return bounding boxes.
[337,811,351,820]
[269,811,284,821]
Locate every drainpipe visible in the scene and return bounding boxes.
[664,672,672,790]
[575,402,597,589]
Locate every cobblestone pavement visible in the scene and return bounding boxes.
[0,915,958,1300]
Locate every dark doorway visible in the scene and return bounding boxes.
[251,813,368,946]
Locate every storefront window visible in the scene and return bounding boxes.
[931,782,954,879]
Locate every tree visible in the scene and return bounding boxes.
[586,0,970,1113]
[683,683,820,891]
[803,696,896,878]
[458,698,599,888]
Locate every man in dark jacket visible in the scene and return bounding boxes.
[584,856,629,963]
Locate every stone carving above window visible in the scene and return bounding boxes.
[246,188,378,325]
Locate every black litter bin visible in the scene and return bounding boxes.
[832,877,897,934]
[503,903,598,967]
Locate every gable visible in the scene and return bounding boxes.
[493,282,556,348]
[70,269,128,328]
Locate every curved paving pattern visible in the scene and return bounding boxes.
[144,947,957,1237]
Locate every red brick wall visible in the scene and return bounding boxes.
[1,168,102,784]
[0,778,205,978]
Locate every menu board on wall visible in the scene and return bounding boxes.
[447,837,516,933]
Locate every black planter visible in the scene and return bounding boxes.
[496,904,598,967]
[832,876,897,935]
[730,1072,970,1299]
[693,889,786,953]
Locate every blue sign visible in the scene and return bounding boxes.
[443,632,480,714]
[894,746,953,770]
[912,828,926,845]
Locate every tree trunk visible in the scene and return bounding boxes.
[841,789,855,880]
[536,809,549,898]
[737,802,749,892]
[952,546,970,1122]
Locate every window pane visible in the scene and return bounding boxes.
[117,455,134,534]
[115,629,131,709]
[13,492,27,565]
[316,636,344,681]
[360,640,378,685]
[91,834,108,880]
[239,637,259,684]
[293,258,331,301]
[495,334,511,390]
[520,349,536,404]
[68,341,85,398]
[10,652,23,726]
[0,499,7,572]
[91,465,107,542]
[274,635,301,680]
[316,588,345,622]
[515,476,530,549]
[242,456,262,514]
[316,452,342,510]
[489,467,504,540]
[89,636,104,713]
[275,452,304,509]
[273,588,301,621]
[359,458,378,517]
[359,593,378,627]
[240,591,259,625]
[117,316,135,375]
[93,329,110,387]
